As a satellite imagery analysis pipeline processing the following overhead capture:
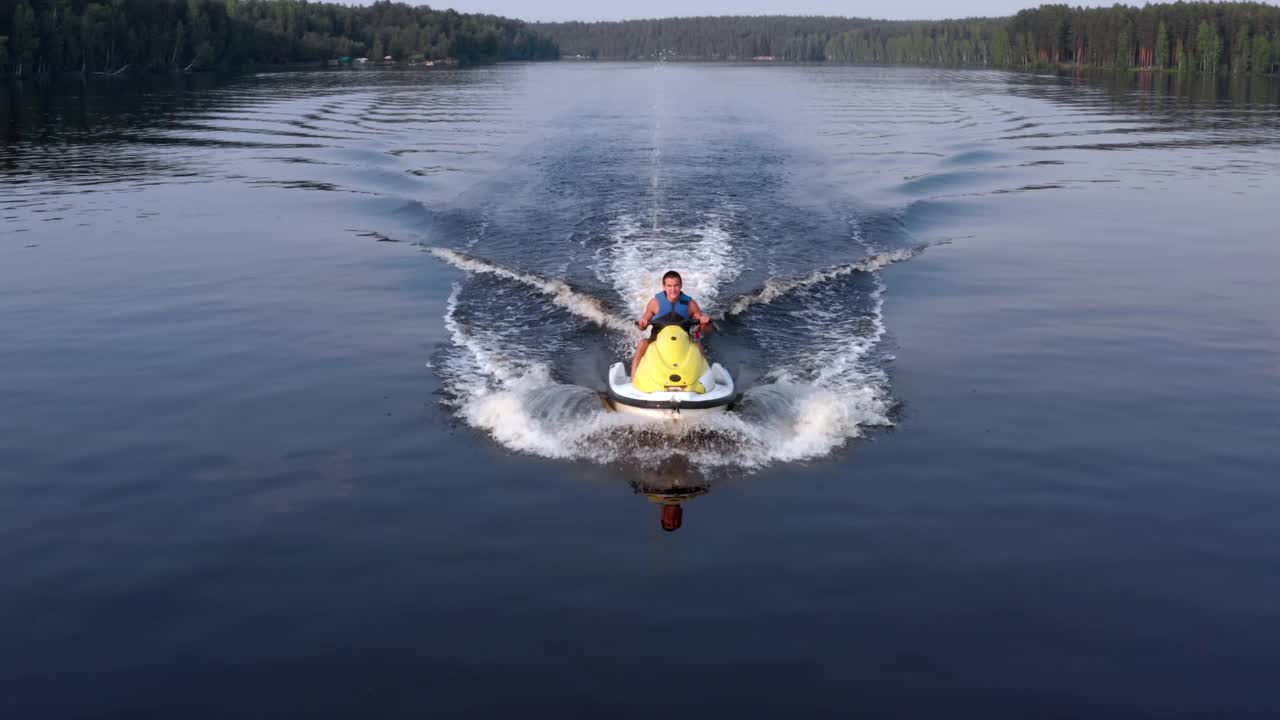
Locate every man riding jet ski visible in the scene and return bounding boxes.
[607,271,736,420]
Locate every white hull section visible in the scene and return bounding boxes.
[606,362,736,421]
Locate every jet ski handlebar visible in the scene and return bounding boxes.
[645,315,713,340]
[647,316,705,332]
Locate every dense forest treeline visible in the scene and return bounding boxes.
[538,3,1280,75]
[4,2,1279,76]
[0,0,558,74]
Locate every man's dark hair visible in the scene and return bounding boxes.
[662,270,682,283]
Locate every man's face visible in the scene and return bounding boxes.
[664,277,682,299]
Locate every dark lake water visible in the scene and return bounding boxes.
[3,64,1279,717]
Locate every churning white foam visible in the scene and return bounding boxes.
[706,261,898,467]
[437,283,636,460]
[598,213,739,318]
[430,237,921,469]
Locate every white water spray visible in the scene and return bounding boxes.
[427,247,638,335]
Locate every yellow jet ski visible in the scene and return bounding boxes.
[606,317,736,421]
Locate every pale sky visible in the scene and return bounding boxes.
[428,1,1120,23]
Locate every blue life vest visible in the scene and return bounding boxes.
[655,292,692,319]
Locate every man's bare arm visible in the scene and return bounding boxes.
[689,300,712,324]
[638,298,659,329]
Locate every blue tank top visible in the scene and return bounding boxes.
[655,292,692,319]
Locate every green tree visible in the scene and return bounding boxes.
[1232,24,1250,74]
[992,27,1011,66]
[194,40,215,68]
[1115,16,1134,69]
[1255,34,1274,75]
[11,0,39,73]
[170,20,185,67]
[188,0,211,64]
[1155,20,1169,69]
[39,3,61,72]
[1197,20,1220,73]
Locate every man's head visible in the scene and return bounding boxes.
[662,270,682,300]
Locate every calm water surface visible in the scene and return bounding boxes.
[3,65,1280,717]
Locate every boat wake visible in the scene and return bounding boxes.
[724,245,928,318]
[430,224,922,469]
[427,247,638,335]
[424,62,923,471]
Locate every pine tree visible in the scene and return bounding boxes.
[1116,16,1134,69]
[1232,24,1250,74]
[992,27,1011,67]
[1197,20,1219,73]
[1155,20,1169,69]
[1256,34,1275,75]
[12,0,40,74]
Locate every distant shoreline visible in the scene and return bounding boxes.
[9,59,1277,84]
[536,3,1280,78]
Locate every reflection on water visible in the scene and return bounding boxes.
[626,456,712,532]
